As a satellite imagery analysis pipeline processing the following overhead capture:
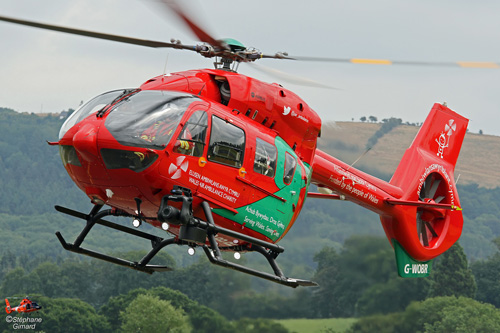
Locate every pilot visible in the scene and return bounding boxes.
[174,127,195,155]
[140,120,174,144]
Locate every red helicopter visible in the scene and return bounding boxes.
[5,297,42,314]
[0,1,469,287]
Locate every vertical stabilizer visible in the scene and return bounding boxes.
[381,103,468,266]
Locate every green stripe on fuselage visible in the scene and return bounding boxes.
[213,136,310,242]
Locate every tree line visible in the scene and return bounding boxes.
[1,234,500,332]
[0,286,288,333]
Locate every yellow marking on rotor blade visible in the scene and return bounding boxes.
[452,205,463,211]
[351,58,392,65]
[457,61,500,68]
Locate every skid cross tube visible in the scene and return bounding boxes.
[201,239,317,288]
[55,205,175,274]
[73,204,102,248]
[199,201,317,288]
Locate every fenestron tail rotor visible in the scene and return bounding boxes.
[417,173,447,247]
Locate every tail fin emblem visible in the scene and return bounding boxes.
[445,119,456,136]
[436,119,456,159]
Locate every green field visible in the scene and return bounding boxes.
[276,318,357,333]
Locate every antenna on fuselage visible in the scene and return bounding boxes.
[162,53,170,82]
[347,147,371,171]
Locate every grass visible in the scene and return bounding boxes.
[276,318,357,333]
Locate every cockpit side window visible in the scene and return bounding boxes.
[254,138,277,177]
[59,89,127,139]
[174,110,208,157]
[283,152,297,185]
[208,116,245,168]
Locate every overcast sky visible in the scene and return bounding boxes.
[1,0,499,135]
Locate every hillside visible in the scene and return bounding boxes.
[319,121,500,188]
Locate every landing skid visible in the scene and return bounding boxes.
[54,195,317,288]
[55,205,174,274]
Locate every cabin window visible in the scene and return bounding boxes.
[208,116,245,167]
[174,111,208,157]
[283,152,297,185]
[254,138,277,177]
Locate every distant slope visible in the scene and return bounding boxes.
[319,121,500,188]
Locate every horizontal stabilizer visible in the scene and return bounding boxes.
[385,198,462,210]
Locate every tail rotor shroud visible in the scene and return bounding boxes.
[417,173,447,247]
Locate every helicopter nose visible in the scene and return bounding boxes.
[72,123,99,163]
[69,122,110,184]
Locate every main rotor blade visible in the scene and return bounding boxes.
[160,0,225,49]
[286,55,500,68]
[0,15,194,50]
[248,63,338,89]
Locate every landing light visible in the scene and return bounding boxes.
[188,247,196,256]
[132,218,141,228]
[91,197,105,206]
[234,252,241,260]
[161,222,169,231]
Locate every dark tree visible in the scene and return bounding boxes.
[311,246,341,317]
[428,242,476,298]
[472,237,500,307]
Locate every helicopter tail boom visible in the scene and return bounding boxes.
[311,103,468,275]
